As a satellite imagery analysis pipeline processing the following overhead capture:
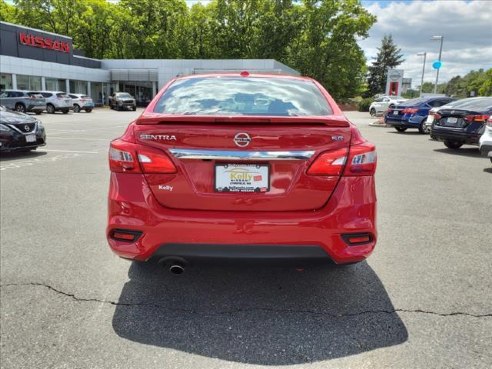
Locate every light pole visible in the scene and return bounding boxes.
[417,52,427,97]
[432,35,444,94]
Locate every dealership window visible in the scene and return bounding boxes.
[90,82,103,105]
[69,80,88,95]
[45,78,67,91]
[1,73,13,90]
[16,74,42,91]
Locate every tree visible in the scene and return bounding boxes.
[0,0,16,22]
[366,35,404,96]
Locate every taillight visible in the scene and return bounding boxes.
[109,139,176,174]
[109,140,139,173]
[307,126,377,177]
[434,113,442,121]
[465,114,490,123]
[137,147,176,174]
[307,148,348,176]
[345,142,377,176]
[402,108,418,114]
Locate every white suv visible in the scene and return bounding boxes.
[369,96,407,116]
[479,116,492,163]
[34,91,72,114]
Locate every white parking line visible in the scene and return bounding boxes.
[47,137,109,141]
[40,149,98,154]
[0,152,97,171]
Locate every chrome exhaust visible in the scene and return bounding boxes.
[169,263,185,275]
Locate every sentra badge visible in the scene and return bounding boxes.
[140,134,176,141]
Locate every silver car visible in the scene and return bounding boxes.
[369,96,407,116]
[68,94,94,113]
[33,91,72,114]
[0,90,46,114]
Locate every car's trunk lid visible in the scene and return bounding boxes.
[436,108,488,134]
[134,115,351,212]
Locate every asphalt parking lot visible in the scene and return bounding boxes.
[1,109,491,369]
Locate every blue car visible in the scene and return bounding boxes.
[385,97,455,133]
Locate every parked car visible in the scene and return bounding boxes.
[479,116,492,163]
[369,96,406,117]
[432,97,492,150]
[426,97,490,137]
[0,105,46,152]
[0,90,46,114]
[107,73,378,271]
[385,96,455,133]
[109,92,136,111]
[33,91,72,114]
[68,94,94,113]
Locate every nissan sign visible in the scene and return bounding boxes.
[19,32,70,53]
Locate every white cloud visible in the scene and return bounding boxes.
[359,0,492,89]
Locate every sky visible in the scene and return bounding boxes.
[358,0,492,87]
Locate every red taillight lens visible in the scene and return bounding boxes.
[137,147,176,174]
[465,114,490,122]
[403,108,418,114]
[109,140,138,173]
[109,139,176,174]
[345,142,377,176]
[307,148,348,176]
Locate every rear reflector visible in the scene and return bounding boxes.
[342,233,373,246]
[110,229,142,242]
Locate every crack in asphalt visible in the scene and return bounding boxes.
[1,282,491,319]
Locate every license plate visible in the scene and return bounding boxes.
[447,117,458,124]
[393,110,398,115]
[25,134,36,143]
[215,164,269,193]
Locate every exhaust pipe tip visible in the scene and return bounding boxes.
[169,263,185,275]
[158,257,187,275]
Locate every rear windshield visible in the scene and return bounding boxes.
[450,97,492,111]
[401,97,429,106]
[153,77,333,116]
[116,93,132,98]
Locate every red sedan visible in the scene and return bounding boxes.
[107,73,377,273]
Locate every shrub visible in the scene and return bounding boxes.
[358,97,373,112]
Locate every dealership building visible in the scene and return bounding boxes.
[0,21,299,106]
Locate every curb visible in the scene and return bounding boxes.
[369,117,389,127]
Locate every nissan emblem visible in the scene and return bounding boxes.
[234,132,251,147]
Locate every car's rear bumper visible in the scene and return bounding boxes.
[479,144,492,157]
[385,115,424,128]
[432,129,481,145]
[107,174,377,265]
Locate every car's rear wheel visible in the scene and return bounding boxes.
[418,121,429,134]
[369,108,376,117]
[62,109,69,114]
[15,103,26,113]
[85,109,92,113]
[395,127,407,132]
[444,140,463,150]
[35,111,42,115]
[46,104,55,114]
[132,106,137,111]
[73,104,81,113]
